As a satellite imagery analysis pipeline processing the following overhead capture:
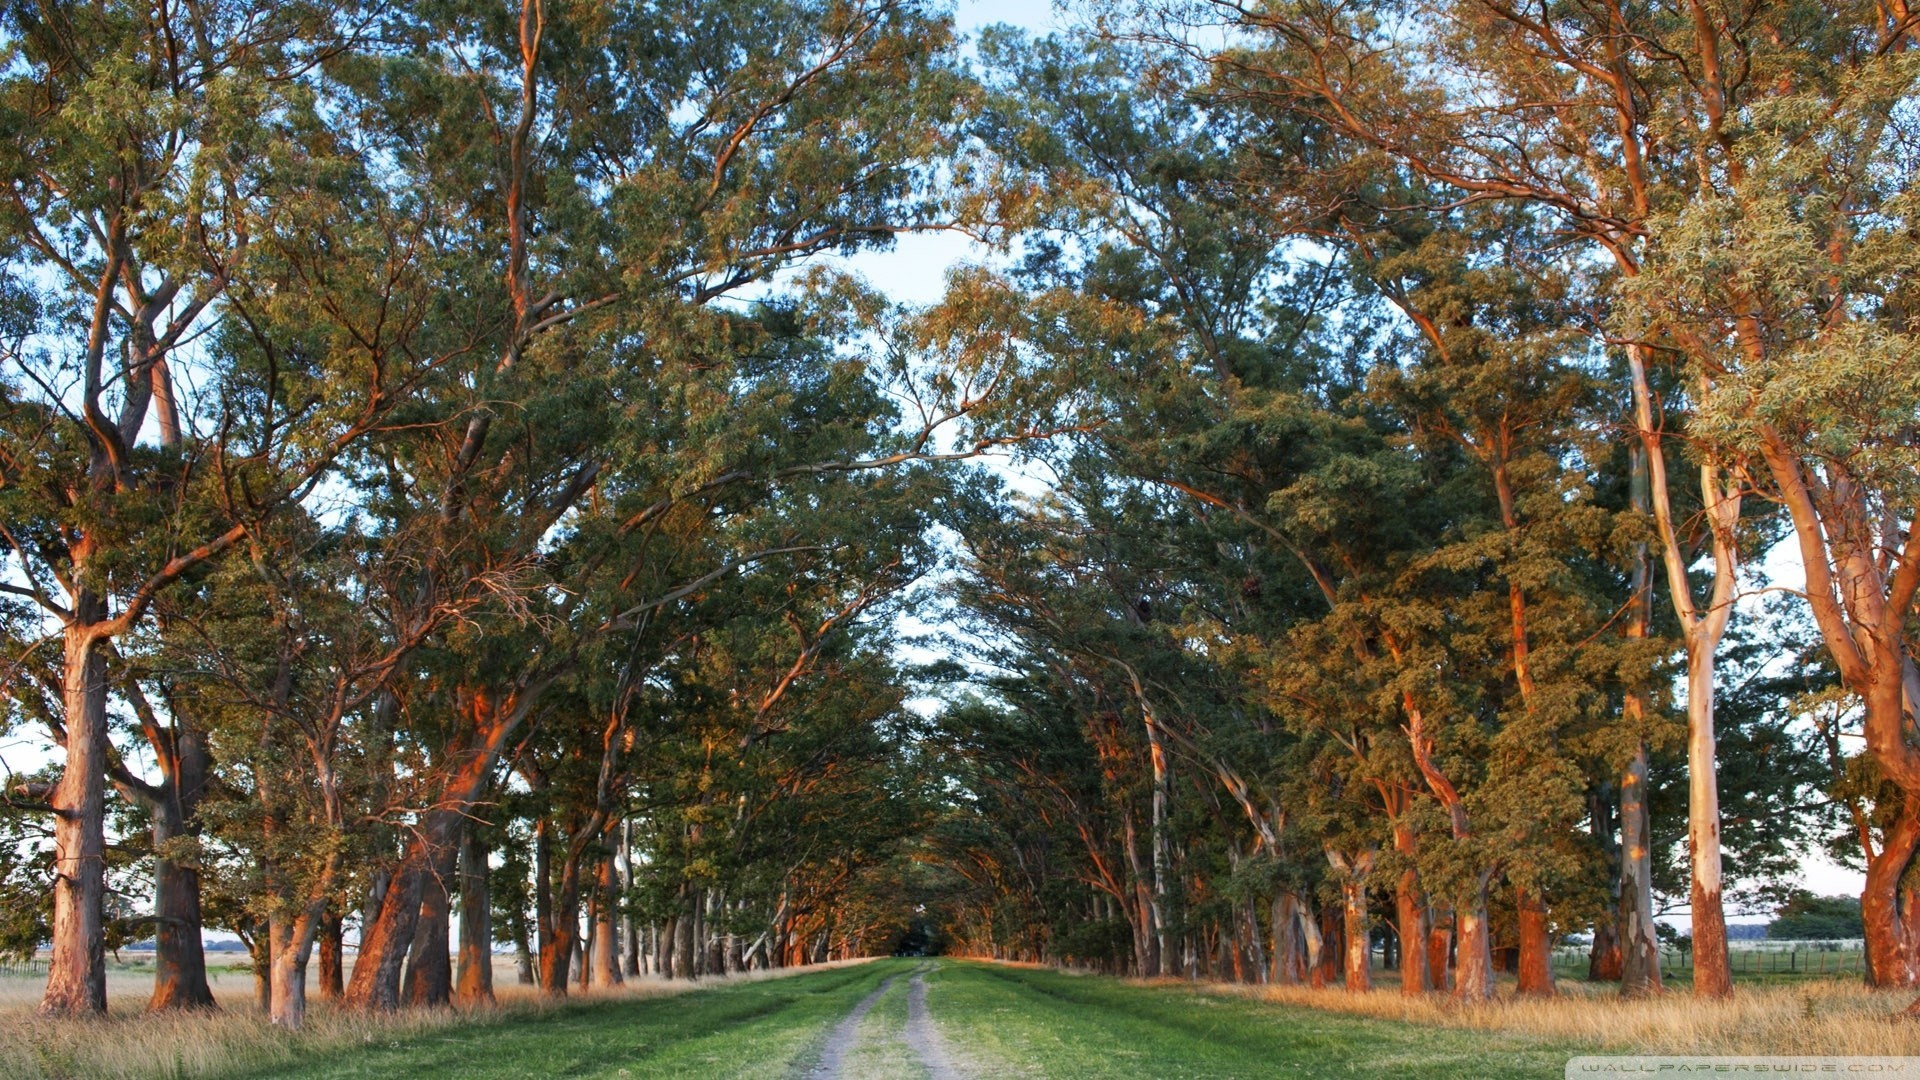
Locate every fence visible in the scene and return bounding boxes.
[1550,942,1865,980]
[0,959,47,977]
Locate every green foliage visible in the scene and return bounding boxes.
[1768,892,1866,942]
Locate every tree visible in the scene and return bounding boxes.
[1768,893,1865,942]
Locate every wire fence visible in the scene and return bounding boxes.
[0,959,47,977]
[1550,943,1865,980]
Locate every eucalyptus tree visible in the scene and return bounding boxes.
[0,0,461,1014]
[326,0,986,1011]
[1170,0,1920,996]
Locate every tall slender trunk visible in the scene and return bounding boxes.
[1123,812,1158,976]
[1684,637,1734,998]
[1618,441,1662,995]
[620,821,640,977]
[1145,722,1172,974]
[1619,743,1663,995]
[1587,783,1624,982]
[1629,349,1736,1000]
[456,828,494,1006]
[41,618,109,1017]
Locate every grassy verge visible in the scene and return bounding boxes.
[0,961,885,1080]
[927,961,1578,1079]
[238,960,901,1080]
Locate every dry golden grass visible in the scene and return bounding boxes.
[0,957,869,1080]
[1204,975,1920,1056]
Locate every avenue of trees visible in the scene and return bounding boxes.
[1,0,1917,1029]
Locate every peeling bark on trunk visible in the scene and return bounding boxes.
[41,621,110,1017]
[1392,822,1428,995]
[1454,872,1496,1003]
[1515,887,1555,996]
[1618,446,1662,996]
[1587,783,1623,983]
[1427,907,1453,993]
[1271,892,1302,985]
[590,851,622,988]
[1630,350,1737,1001]
[1619,744,1663,995]
[456,828,494,1006]
[1326,850,1373,992]
[404,843,455,1007]
[1863,797,1920,988]
[1685,643,1734,999]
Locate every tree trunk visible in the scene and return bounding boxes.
[41,621,110,1017]
[1123,812,1158,976]
[1685,637,1734,999]
[1392,821,1428,994]
[1323,848,1373,990]
[591,851,621,988]
[674,899,695,980]
[1315,904,1340,988]
[1427,906,1453,992]
[318,914,344,1002]
[1271,892,1302,985]
[148,805,215,1010]
[1587,783,1623,983]
[1862,797,1920,988]
[403,836,456,1007]
[267,916,308,1029]
[620,822,640,978]
[1631,350,1737,1002]
[1515,887,1555,996]
[146,722,215,1011]
[1342,877,1370,992]
[345,818,442,1009]
[1453,873,1496,1003]
[456,827,494,1006]
[345,695,523,1011]
[1617,443,1661,996]
[1619,743,1663,996]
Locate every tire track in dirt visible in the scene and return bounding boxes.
[802,971,900,1079]
[904,967,967,1080]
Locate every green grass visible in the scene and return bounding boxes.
[236,958,1589,1080]
[238,961,903,1080]
[841,967,928,1080]
[927,962,1580,1079]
